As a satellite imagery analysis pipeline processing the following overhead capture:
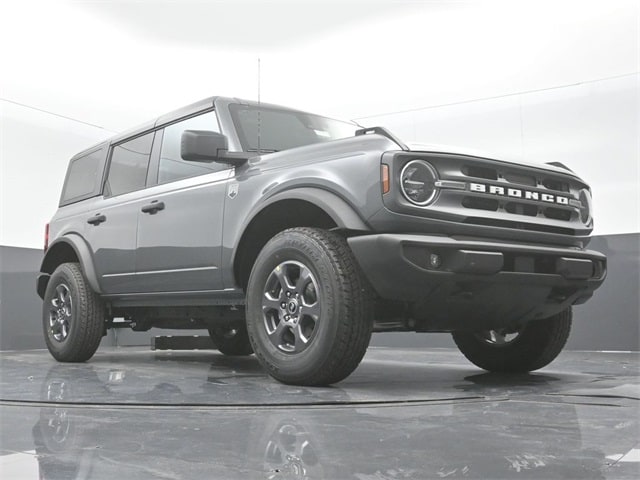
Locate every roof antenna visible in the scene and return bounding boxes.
[257,57,261,153]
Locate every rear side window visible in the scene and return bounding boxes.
[105,132,155,196]
[158,111,226,184]
[60,147,106,205]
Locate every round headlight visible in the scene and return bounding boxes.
[400,160,438,205]
[578,188,593,225]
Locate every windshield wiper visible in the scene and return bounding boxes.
[247,148,279,153]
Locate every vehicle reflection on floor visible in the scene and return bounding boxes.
[22,356,637,480]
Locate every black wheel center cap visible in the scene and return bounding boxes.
[287,300,299,314]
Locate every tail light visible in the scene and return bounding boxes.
[44,223,50,251]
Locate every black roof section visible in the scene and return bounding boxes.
[68,96,327,160]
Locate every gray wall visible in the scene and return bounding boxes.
[1,234,638,352]
[0,246,49,350]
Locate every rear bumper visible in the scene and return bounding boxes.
[348,234,607,329]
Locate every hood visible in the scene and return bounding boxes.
[405,142,575,176]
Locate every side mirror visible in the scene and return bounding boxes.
[181,130,228,162]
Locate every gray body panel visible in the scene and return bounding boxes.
[83,194,141,293]
[134,169,231,292]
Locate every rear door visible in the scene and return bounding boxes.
[84,131,156,293]
[133,110,231,292]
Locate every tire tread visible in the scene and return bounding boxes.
[452,308,572,373]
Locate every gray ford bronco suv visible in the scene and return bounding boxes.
[38,96,606,385]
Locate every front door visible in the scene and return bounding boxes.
[134,111,231,293]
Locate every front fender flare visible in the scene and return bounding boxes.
[227,187,370,285]
[252,187,369,232]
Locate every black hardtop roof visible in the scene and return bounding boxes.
[70,96,310,160]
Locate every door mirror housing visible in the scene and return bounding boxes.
[181,130,228,162]
[181,130,250,166]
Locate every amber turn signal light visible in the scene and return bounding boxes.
[381,164,390,194]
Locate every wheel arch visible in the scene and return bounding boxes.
[38,235,101,298]
[232,188,370,290]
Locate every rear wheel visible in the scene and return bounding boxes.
[246,227,373,386]
[452,308,572,373]
[43,263,104,362]
[208,324,253,356]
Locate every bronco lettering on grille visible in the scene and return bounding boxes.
[469,182,569,205]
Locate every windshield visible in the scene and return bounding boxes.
[229,103,358,152]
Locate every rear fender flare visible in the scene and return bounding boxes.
[40,234,101,295]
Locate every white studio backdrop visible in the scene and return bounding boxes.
[1,0,638,248]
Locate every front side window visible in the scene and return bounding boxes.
[158,111,226,184]
[105,132,154,196]
[60,146,106,204]
[229,104,358,153]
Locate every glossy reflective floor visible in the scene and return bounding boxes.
[1,347,638,479]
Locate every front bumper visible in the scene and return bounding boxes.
[348,234,606,330]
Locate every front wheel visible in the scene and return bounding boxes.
[246,227,373,386]
[452,308,572,373]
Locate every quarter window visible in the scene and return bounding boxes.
[60,147,106,204]
[158,111,225,184]
[105,132,154,196]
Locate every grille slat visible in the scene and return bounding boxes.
[542,177,570,192]
[502,172,537,187]
[505,202,538,217]
[544,207,573,221]
[462,217,574,235]
[462,165,497,180]
[462,196,499,211]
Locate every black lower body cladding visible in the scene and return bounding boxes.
[348,234,606,331]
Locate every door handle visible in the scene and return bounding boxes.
[87,214,106,225]
[141,201,165,214]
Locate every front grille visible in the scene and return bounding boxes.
[430,154,588,236]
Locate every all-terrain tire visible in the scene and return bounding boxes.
[208,324,254,356]
[43,262,104,362]
[246,227,373,386]
[452,308,572,373]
